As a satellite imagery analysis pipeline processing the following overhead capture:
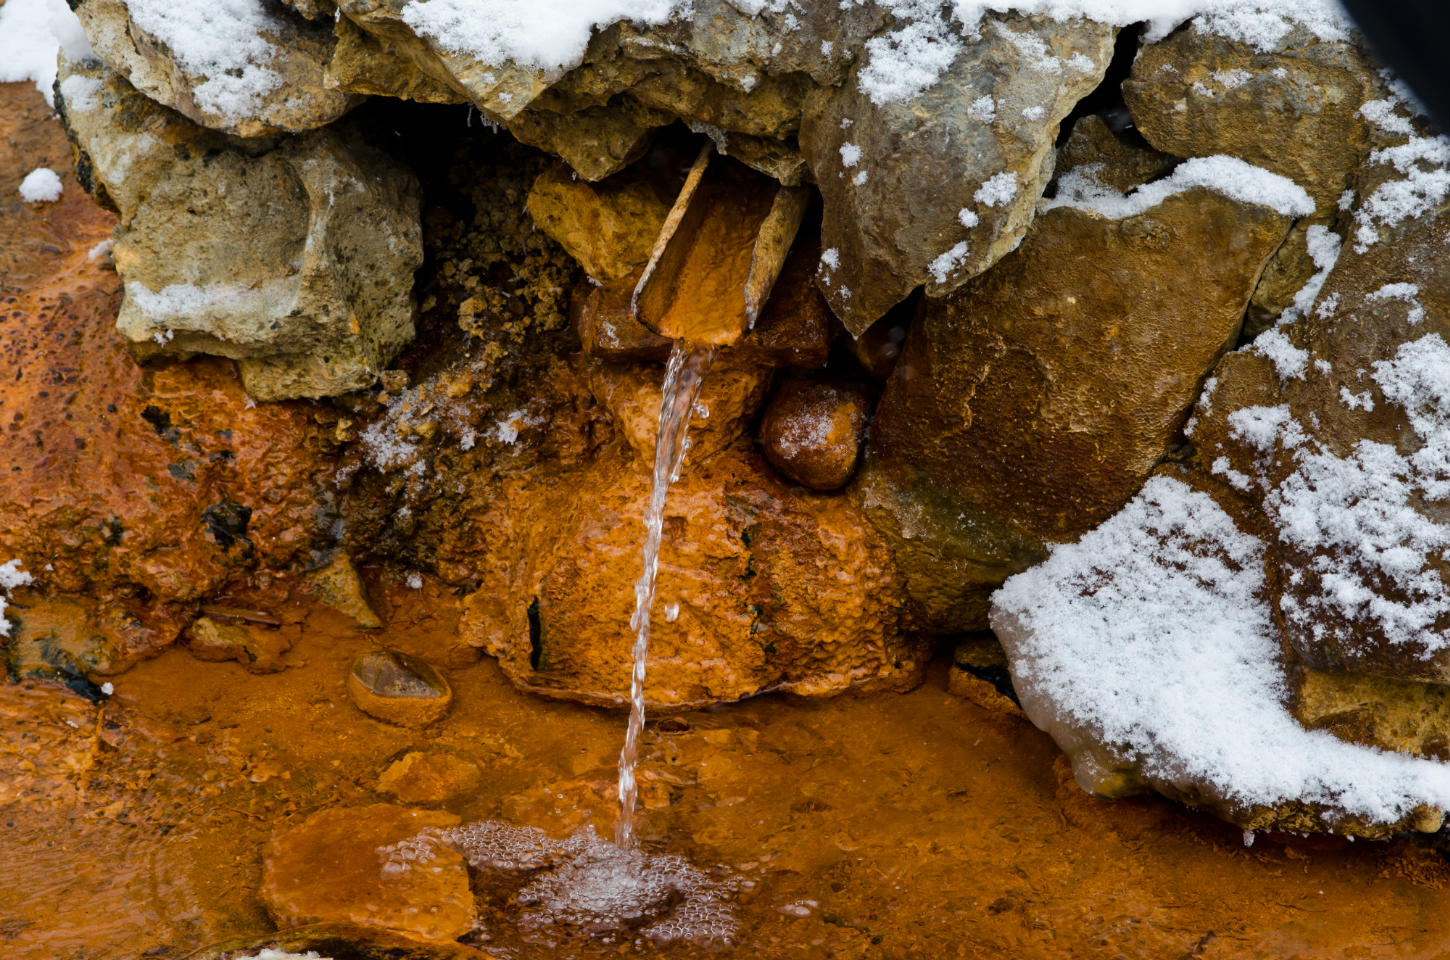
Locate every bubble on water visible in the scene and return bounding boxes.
[391,820,737,945]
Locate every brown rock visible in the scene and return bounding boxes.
[863,186,1294,631]
[1053,114,1180,194]
[800,13,1115,335]
[348,649,453,727]
[589,359,773,465]
[1289,665,1450,761]
[574,273,672,363]
[759,378,871,490]
[526,162,673,281]
[1187,119,1450,682]
[187,617,290,673]
[309,554,383,629]
[377,751,482,805]
[72,0,359,137]
[260,804,474,942]
[459,443,923,710]
[1122,21,1380,211]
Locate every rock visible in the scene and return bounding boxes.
[574,273,673,363]
[1289,665,1450,761]
[845,298,915,381]
[1052,114,1179,194]
[526,161,673,282]
[57,59,423,400]
[0,79,338,652]
[1122,19,1380,211]
[800,13,1115,334]
[189,928,490,960]
[991,91,1450,836]
[758,378,871,491]
[507,98,674,182]
[308,554,384,629]
[1188,115,1450,682]
[72,0,359,137]
[260,804,475,942]
[187,616,290,673]
[348,648,453,727]
[863,177,1296,631]
[458,442,924,710]
[589,359,773,465]
[377,751,482,805]
[3,598,115,699]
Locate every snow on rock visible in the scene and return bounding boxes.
[0,0,91,105]
[401,0,682,73]
[0,559,35,638]
[992,474,1450,833]
[1043,154,1314,219]
[17,167,63,203]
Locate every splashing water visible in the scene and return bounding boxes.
[617,339,714,847]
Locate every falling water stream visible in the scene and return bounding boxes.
[616,339,715,847]
[362,341,733,950]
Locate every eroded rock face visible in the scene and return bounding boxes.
[72,0,359,137]
[863,178,1295,631]
[58,59,423,399]
[461,445,921,709]
[801,13,1115,334]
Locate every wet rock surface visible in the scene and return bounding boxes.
[260,803,475,941]
[758,378,871,491]
[348,648,453,727]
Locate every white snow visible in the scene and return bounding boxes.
[18,167,63,203]
[0,559,35,638]
[1227,403,1306,452]
[966,95,996,123]
[0,0,91,106]
[838,142,862,168]
[973,171,1018,207]
[1252,328,1309,381]
[58,72,103,113]
[1044,154,1314,219]
[957,208,980,228]
[927,241,970,284]
[819,248,840,271]
[125,0,289,120]
[402,0,681,73]
[88,238,114,261]
[992,474,1450,828]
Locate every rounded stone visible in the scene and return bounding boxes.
[347,649,453,727]
[758,378,872,490]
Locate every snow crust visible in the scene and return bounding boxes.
[0,0,91,105]
[1044,154,1314,218]
[992,475,1450,826]
[125,0,286,120]
[402,0,681,72]
[18,167,63,203]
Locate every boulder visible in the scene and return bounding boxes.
[863,162,1300,631]
[526,160,674,282]
[800,13,1115,334]
[1123,18,1381,212]
[57,59,423,400]
[991,91,1450,835]
[71,0,359,137]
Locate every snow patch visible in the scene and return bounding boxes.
[18,167,63,203]
[1044,154,1313,218]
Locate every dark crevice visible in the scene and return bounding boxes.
[1056,22,1146,148]
[527,596,543,671]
